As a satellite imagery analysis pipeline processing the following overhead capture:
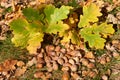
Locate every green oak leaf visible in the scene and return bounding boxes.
[78,3,102,28]
[22,7,40,21]
[50,5,72,23]
[9,18,44,54]
[46,21,69,34]
[44,5,71,34]
[92,23,115,38]
[80,28,106,49]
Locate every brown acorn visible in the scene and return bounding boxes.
[80,58,89,66]
[63,56,68,63]
[71,72,80,80]
[57,58,64,65]
[69,59,75,65]
[52,61,58,70]
[62,71,70,80]
[70,65,78,72]
[88,71,96,78]
[44,56,52,63]
[55,46,61,52]
[87,63,95,69]
[62,66,69,71]
[102,75,108,80]
[34,72,44,78]
[16,61,25,67]
[82,70,89,76]
[36,63,43,69]
[100,57,106,65]
[73,57,80,63]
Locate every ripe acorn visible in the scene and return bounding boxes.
[70,65,78,72]
[57,58,64,65]
[80,58,89,66]
[52,61,58,70]
[69,58,75,65]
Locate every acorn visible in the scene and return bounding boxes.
[71,72,80,80]
[102,75,108,80]
[46,62,52,68]
[60,48,66,54]
[47,67,53,72]
[106,56,111,62]
[62,71,70,80]
[16,61,25,67]
[73,57,80,63]
[62,56,68,63]
[51,56,59,61]
[87,63,95,69]
[34,72,44,78]
[70,65,78,72]
[100,57,106,65]
[82,70,89,76]
[70,44,74,50]
[57,58,64,65]
[62,66,69,71]
[45,72,52,79]
[68,50,81,57]
[69,58,75,65]
[63,63,72,67]
[47,51,56,56]
[112,40,119,44]
[55,46,61,52]
[52,61,58,70]
[44,56,52,63]
[80,58,89,66]
[48,45,55,51]
[88,71,96,78]
[45,45,55,53]
[36,63,43,69]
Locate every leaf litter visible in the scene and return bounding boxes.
[0,0,120,80]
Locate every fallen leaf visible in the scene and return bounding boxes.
[26,57,37,67]
[15,67,27,77]
[84,52,95,59]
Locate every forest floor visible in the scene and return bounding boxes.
[0,0,120,80]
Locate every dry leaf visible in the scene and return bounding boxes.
[84,52,95,59]
[26,57,37,67]
[107,14,120,24]
[15,67,27,77]
[113,52,120,58]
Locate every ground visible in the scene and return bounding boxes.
[0,0,120,80]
